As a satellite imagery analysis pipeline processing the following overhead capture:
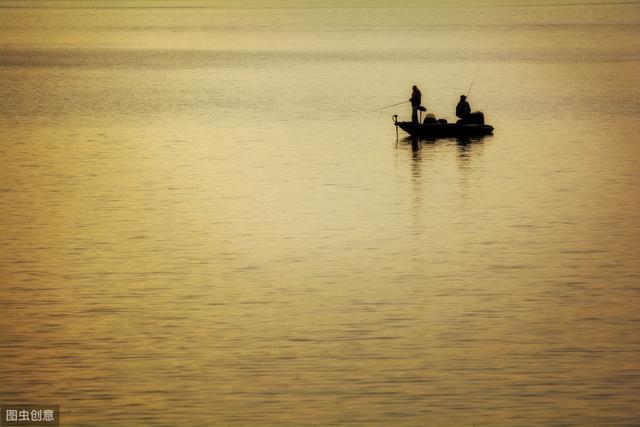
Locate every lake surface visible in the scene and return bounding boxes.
[1,1,639,425]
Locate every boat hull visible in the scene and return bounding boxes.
[396,122,494,139]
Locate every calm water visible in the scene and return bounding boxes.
[1,1,640,425]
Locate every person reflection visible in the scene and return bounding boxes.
[411,136,420,153]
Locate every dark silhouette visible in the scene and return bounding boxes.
[456,95,471,122]
[394,91,493,139]
[410,85,422,124]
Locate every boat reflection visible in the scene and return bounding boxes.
[396,134,488,205]
[397,134,490,151]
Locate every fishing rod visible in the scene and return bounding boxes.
[466,65,480,97]
[369,100,409,113]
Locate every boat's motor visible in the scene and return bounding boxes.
[467,111,485,124]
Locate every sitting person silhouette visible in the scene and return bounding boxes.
[456,95,471,123]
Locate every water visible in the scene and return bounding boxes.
[1,1,640,425]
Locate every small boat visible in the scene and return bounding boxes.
[393,112,494,139]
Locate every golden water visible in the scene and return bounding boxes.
[1,1,639,425]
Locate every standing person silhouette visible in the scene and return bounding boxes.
[410,85,422,124]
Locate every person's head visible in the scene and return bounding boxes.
[413,85,418,91]
[460,95,467,100]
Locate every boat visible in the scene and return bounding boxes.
[393,112,494,139]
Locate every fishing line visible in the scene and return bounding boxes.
[368,100,409,113]
[466,65,481,97]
